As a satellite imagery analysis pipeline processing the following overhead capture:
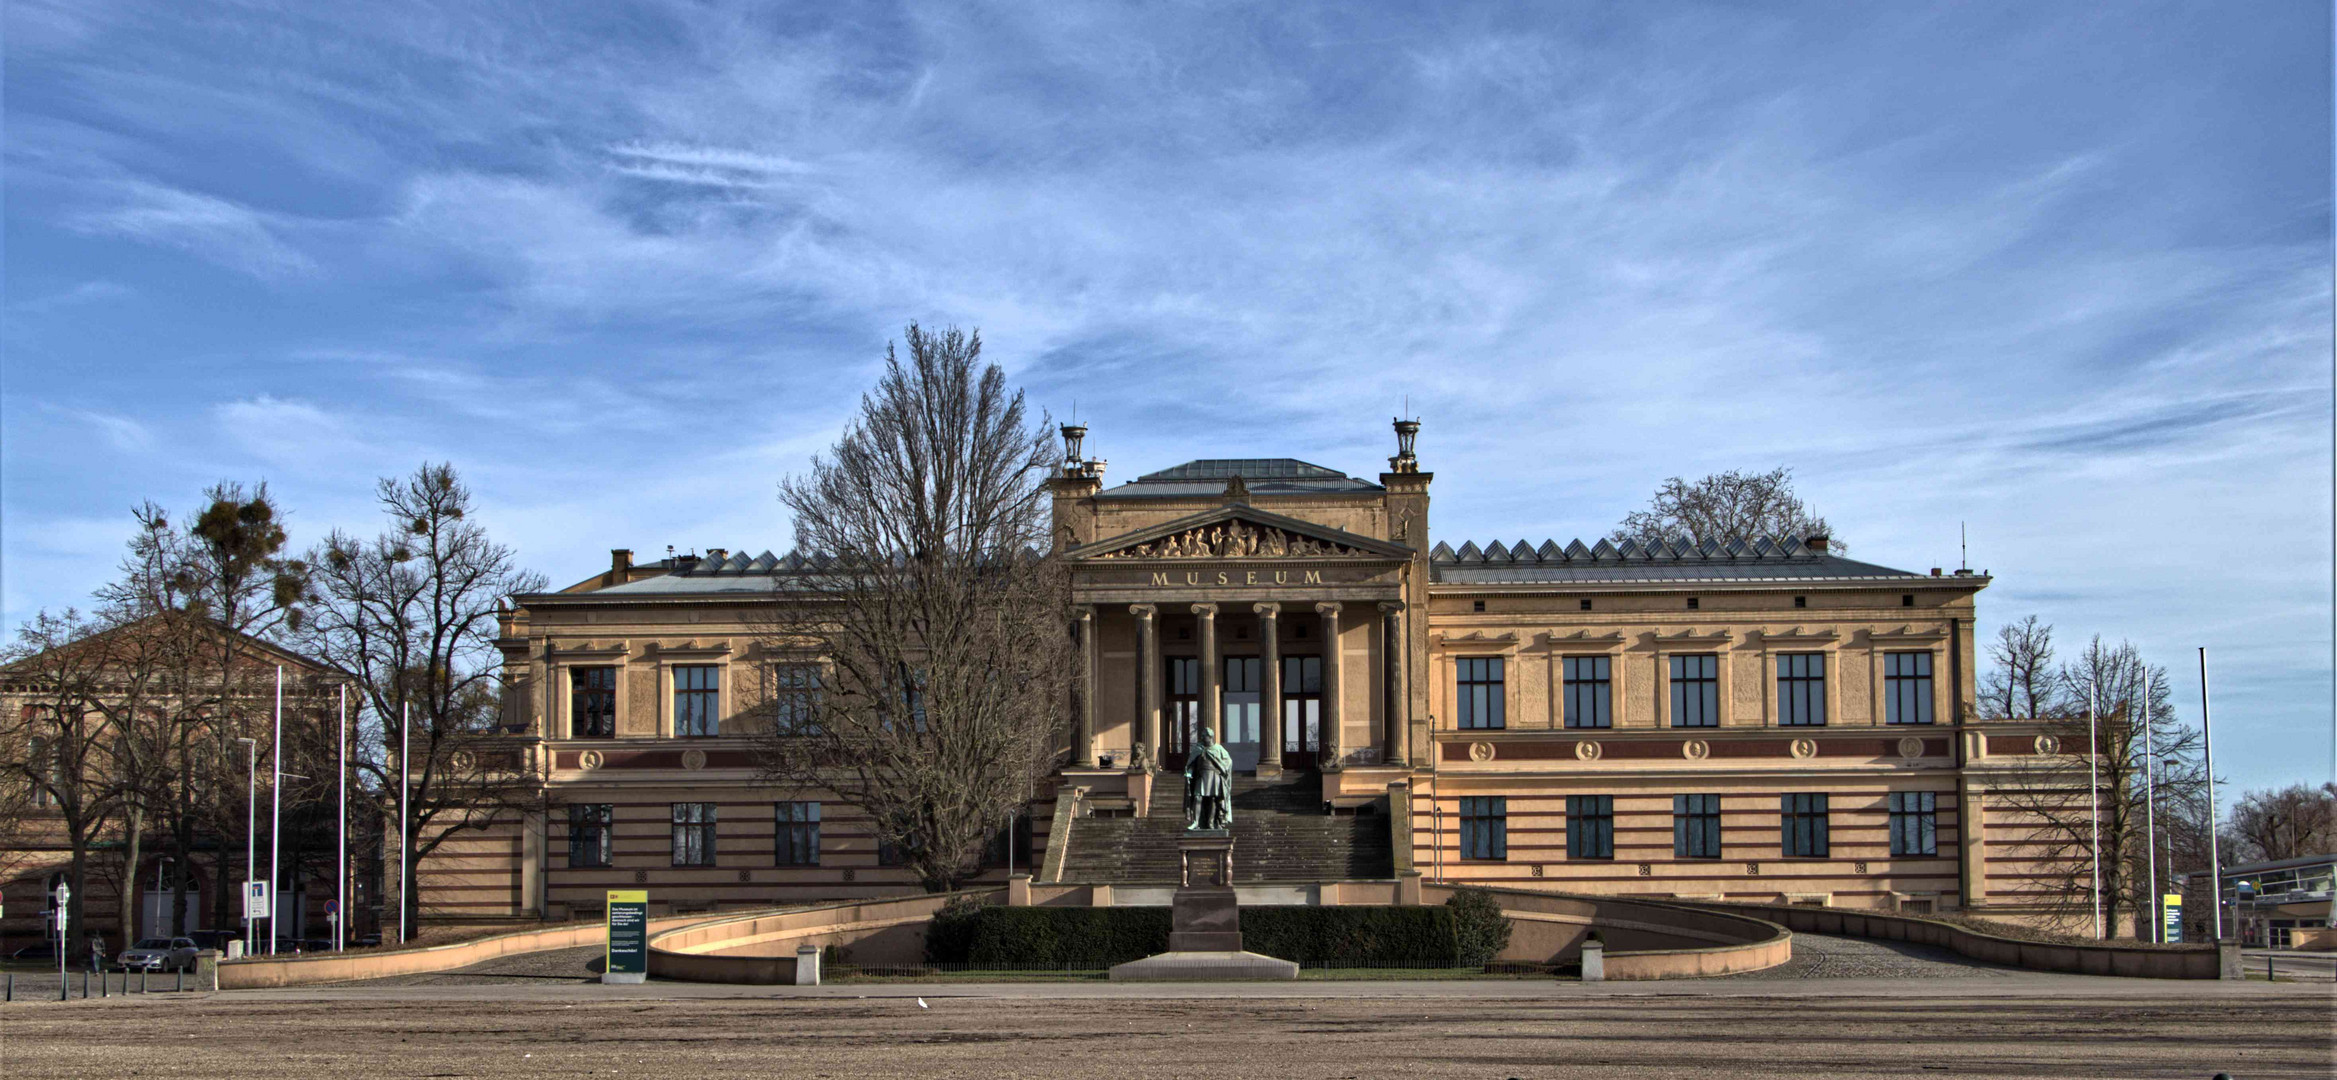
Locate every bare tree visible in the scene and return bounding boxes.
[2224,783,2337,864]
[1990,635,2206,938]
[1611,467,1834,548]
[755,324,1071,892]
[298,463,546,939]
[0,610,125,955]
[1980,615,2057,721]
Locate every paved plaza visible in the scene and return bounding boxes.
[2,967,2329,1080]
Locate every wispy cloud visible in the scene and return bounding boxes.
[66,179,314,277]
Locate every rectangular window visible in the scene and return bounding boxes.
[1674,794,1722,859]
[1166,656,1201,757]
[1669,654,1720,728]
[1459,796,1507,860]
[567,804,613,868]
[1777,653,1827,727]
[775,802,821,866]
[1456,657,1506,730]
[1781,793,1830,858]
[674,665,721,737]
[878,834,919,867]
[1562,656,1612,729]
[772,664,822,735]
[671,802,717,866]
[571,667,616,739]
[1567,795,1615,860]
[1889,791,1938,856]
[1884,651,1934,725]
[1281,655,1322,756]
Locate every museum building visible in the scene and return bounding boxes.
[426,420,2079,928]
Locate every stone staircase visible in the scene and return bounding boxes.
[1057,772,1393,884]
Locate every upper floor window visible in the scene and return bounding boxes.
[1567,795,1614,860]
[567,803,612,868]
[1562,656,1612,729]
[674,665,720,737]
[1669,654,1719,728]
[1455,657,1505,730]
[1889,791,1938,856]
[775,801,821,867]
[1884,651,1934,725]
[1780,793,1830,858]
[772,664,822,736]
[1776,653,1827,727]
[571,667,616,739]
[1459,796,1506,860]
[671,802,717,866]
[1674,794,1722,859]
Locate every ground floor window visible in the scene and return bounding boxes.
[1781,793,1829,858]
[775,802,820,866]
[1459,796,1506,860]
[568,803,613,868]
[1567,795,1614,859]
[1674,794,1722,859]
[672,802,717,866]
[1888,791,1937,856]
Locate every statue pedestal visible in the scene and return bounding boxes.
[1110,830,1297,981]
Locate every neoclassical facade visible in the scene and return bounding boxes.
[432,420,2081,927]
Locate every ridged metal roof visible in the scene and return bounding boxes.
[1429,536,1962,585]
[1099,458,1382,499]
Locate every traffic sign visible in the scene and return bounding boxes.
[245,881,272,919]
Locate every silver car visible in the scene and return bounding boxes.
[117,937,199,972]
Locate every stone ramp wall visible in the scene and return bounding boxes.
[217,912,758,989]
[1674,900,2233,979]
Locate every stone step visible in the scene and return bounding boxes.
[1058,770,1393,884]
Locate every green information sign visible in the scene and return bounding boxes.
[605,889,648,984]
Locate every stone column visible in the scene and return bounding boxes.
[1254,602,1283,777]
[1193,603,1220,743]
[1379,601,1407,766]
[1131,604,1159,771]
[1316,602,1343,769]
[1074,606,1097,768]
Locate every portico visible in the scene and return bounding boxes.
[1056,475,1425,782]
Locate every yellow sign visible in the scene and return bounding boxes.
[608,889,648,905]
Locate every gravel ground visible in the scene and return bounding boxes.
[2,984,2328,1079]
[1723,931,2019,979]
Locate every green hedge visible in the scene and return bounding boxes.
[926,905,1460,968]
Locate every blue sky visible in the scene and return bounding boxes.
[4,3,2330,794]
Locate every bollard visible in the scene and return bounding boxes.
[82,971,90,998]
[141,969,149,994]
[177,967,185,992]
[5,971,11,1002]
[101,972,109,997]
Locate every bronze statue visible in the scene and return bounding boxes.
[1184,725,1234,830]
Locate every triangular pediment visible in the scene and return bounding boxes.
[1069,505,1411,562]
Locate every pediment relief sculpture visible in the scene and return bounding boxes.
[1094,518,1372,560]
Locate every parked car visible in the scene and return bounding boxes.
[117,937,201,973]
[185,930,239,953]
[8,942,58,962]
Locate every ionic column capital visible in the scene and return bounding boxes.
[1377,600,1407,614]
[1252,602,1281,619]
[1129,603,1157,620]
[1189,602,1218,618]
[1314,601,1343,617]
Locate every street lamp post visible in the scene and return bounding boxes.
[2140,660,2159,942]
[235,736,258,954]
[337,683,348,952]
[2199,647,2223,941]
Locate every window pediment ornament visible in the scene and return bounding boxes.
[1093,518,1373,560]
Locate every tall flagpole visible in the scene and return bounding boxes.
[399,701,410,945]
[2087,678,2102,940]
[270,665,283,956]
[2200,648,2223,941]
[337,683,348,952]
[2141,660,2159,942]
